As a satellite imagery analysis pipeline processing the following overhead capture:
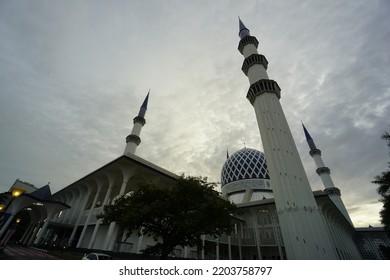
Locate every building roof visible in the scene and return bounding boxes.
[53,153,179,197]
[29,184,52,200]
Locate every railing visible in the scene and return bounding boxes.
[114,241,134,253]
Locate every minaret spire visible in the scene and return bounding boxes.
[302,123,353,225]
[124,91,150,155]
[238,17,250,39]
[302,122,317,150]
[238,18,336,259]
[138,90,149,118]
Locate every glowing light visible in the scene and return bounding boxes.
[11,188,24,198]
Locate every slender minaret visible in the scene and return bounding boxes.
[123,91,149,155]
[302,123,353,225]
[238,18,336,259]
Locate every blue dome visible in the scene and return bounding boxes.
[221,148,270,186]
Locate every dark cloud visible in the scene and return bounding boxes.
[0,0,388,227]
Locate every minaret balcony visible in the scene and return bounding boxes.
[246,79,281,104]
[126,134,141,145]
[133,116,146,126]
[309,149,322,157]
[242,54,268,75]
[238,36,259,54]
[324,187,341,196]
[316,167,330,175]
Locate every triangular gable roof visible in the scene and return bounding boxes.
[30,184,52,201]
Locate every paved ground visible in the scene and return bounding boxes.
[0,245,62,260]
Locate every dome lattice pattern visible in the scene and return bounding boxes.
[221,148,270,186]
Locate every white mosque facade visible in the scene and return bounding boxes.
[0,20,365,259]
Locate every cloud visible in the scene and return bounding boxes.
[0,0,389,227]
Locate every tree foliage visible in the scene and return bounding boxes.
[97,175,238,259]
[372,131,390,231]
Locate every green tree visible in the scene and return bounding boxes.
[97,175,238,259]
[372,131,390,231]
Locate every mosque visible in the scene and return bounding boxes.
[1,19,383,259]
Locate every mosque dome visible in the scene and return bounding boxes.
[221,148,272,204]
[221,148,270,186]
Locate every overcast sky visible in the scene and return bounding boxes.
[0,0,389,227]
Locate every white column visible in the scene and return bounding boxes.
[103,173,116,205]
[0,226,17,246]
[252,218,262,259]
[68,187,90,247]
[215,239,220,260]
[66,191,81,224]
[22,224,34,245]
[27,222,42,245]
[88,174,116,249]
[103,167,133,250]
[76,182,102,248]
[104,222,117,251]
[238,223,243,260]
[107,227,119,251]
[88,221,101,249]
[228,236,232,260]
[136,231,144,254]
[271,212,285,259]
[183,246,189,259]
[33,213,54,245]
[201,235,205,260]
[20,223,34,244]
[0,214,15,238]
[59,192,73,223]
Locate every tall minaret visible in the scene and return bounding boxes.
[124,91,149,155]
[238,18,336,259]
[302,123,353,225]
